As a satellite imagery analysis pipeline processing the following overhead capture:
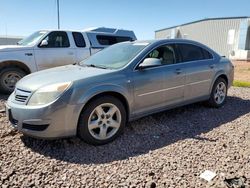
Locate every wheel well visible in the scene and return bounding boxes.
[0,61,31,74]
[82,92,130,121]
[217,74,228,86]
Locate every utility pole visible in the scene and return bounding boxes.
[57,0,60,29]
[5,23,7,44]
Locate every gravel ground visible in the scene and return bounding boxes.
[0,87,250,187]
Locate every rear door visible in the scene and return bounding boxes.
[34,31,76,70]
[177,43,215,100]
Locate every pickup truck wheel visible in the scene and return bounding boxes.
[77,96,126,145]
[0,67,26,94]
[207,77,228,108]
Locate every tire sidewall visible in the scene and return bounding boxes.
[77,96,126,145]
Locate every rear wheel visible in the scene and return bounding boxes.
[77,96,126,145]
[0,67,26,94]
[207,77,228,108]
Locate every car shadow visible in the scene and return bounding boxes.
[21,96,250,164]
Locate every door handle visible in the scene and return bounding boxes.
[68,52,74,55]
[175,69,182,74]
[209,64,215,69]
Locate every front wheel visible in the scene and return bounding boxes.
[77,96,126,145]
[207,77,228,108]
[0,67,26,94]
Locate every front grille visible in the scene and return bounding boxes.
[14,88,31,104]
[22,123,49,131]
[15,95,28,102]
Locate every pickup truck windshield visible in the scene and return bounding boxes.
[18,31,48,46]
[80,42,149,69]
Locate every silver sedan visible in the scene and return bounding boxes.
[6,39,234,145]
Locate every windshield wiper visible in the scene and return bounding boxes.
[85,64,108,69]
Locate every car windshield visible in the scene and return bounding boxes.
[80,42,149,69]
[17,31,48,46]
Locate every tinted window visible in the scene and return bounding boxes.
[116,36,132,43]
[201,48,213,59]
[178,44,212,62]
[72,32,86,47]
[96,35,132,45]
[40,31,69,48]
[146,45,176,65]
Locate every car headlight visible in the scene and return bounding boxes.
[27,82,72,106]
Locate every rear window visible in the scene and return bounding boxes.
[96,35,132,45]
[72,32,86,47]
[178,44,213,62]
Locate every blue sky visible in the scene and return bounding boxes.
[0,0,249,39]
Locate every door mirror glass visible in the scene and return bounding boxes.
[138,58,161,69]
[40,39,48,47]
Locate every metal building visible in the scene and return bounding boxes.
[0,35,23,45]
[155,16,250,60]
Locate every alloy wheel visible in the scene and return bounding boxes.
[214,82,226,105]
[87,103,122,140]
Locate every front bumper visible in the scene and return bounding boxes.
[6,92,82,139]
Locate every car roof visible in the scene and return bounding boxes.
[133,38,205,44]
[134,39,215,50]
[131,39,219,57]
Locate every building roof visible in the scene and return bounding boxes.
[155,16,250,32]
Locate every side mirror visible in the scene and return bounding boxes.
[40,39,48,47]
[138,58,161,70]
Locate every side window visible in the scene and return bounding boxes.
[97,35,116,45]
[40,31,70,48]
[72,32,86,47]
[116,36,132,43]
[146,45,176,65]
[178,44,212,62]
[201,48,213,59]
[96,35,132,45]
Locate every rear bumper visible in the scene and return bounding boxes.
[228,63,234,88]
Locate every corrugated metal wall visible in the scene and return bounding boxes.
[155,18,249,57]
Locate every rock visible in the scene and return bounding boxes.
[0,87,250,187]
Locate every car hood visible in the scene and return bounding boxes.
[0,45,33,52]
[16,65,114,92]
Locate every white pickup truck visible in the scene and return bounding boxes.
[0,27,136,93]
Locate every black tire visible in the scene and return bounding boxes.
[0,67,26,94]
[207,77,228,108]
[77,96,127,145]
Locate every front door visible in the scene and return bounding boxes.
[132,44,185,115]
[34,31,76,70]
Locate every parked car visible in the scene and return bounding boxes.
[6,39,234,145]
[0,27,136,93]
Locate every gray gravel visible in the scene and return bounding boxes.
[0,87,250,187]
